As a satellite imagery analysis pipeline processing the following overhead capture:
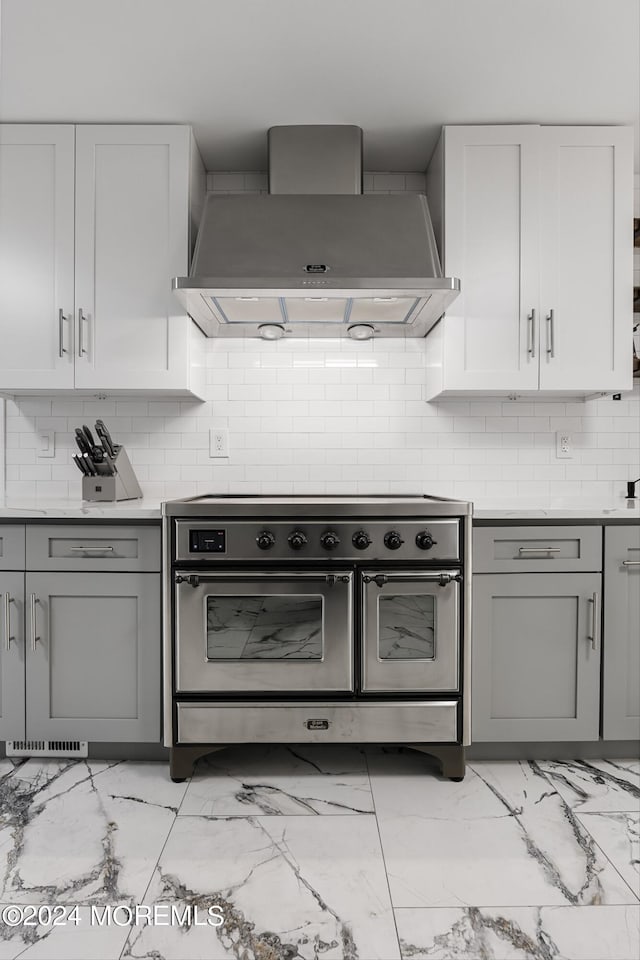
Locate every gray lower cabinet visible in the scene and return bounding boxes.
[0,570,26,740]
[472,572,602,741]
[24,572,160,742]
[1,523,161,745]
[603,526,640,739]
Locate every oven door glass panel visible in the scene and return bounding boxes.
[378,594,435,660]
[175,571,353,694]
[206,595,323,660]
[361,571,459,693]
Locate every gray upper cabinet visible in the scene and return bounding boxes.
[602,525,640,740]
[472,571,602,742]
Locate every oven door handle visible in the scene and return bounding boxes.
[174,573,352,587]
[362,573,462,588]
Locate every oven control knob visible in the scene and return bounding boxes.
[256,530,276,551]
[320,531,341,551]
[288,530,308,550]
[415,531,437,551]
[384,530,404,550]
[352,530,372,550]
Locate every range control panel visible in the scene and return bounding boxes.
[188,529,226,553]
[176,519,460,563]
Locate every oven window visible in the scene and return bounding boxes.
[378,595,436,660]
[206,595,323,660]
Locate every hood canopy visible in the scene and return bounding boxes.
[173,126,460,339]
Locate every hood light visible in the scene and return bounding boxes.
[347,323,375,341]
[235,296,260,301]
[373,297,398,302]
[257,323,286,341]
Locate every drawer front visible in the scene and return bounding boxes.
[177,700,459,745]
[474,525,602,572]
[0,525,25,570]
[26,524,160,572]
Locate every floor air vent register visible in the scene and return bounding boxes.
[6,740,88,758]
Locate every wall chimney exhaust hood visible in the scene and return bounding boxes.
[173,125,460,339]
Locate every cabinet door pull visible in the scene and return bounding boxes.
[622,560,640,566]
[546,309,555,358]
[587,592,599,651]
[3,593,15,652]
[29,594,41,651]
[518,546,561,554]
[58,309,70,357]
[527,309,536,358]
[78,309,88,357]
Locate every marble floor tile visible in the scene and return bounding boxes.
[368,752,637,907]
[536,759,640,812]
[179,744,374,816]
[0,760,187,906]
[0,904,131,960]
[394,904,640,960]
[122,814,400,960]
[577,811,640,898]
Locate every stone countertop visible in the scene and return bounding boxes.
[0,495,638,522]
[0,497,163,520]
[471,498,640,521]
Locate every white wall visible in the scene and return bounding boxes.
[3,173,639,503]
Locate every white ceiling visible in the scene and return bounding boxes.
[1,0,638,171]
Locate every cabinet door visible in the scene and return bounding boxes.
[0,572,25,741]
[538,127,633,392]
[472,573,601,741]
[25,572,160,742]
[603,526,640,739]
[0,125,75,390]
[74,126,193,392]
[441,125,540,391]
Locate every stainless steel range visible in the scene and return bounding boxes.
[162,495,472,781]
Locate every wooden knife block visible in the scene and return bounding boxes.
[82,447,143,501]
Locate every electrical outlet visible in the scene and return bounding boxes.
[209,427,229,458]
[555,432,573,459]
[37,430,55,458]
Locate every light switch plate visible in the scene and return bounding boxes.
[37,430,55,458]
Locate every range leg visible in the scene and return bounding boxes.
[169,745,227,782]
[408,744,466,781]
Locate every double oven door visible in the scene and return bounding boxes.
[174,567,460,696]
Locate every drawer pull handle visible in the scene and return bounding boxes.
[622,560,640,566]
[70,546,115,553]
[587,592,599,651]
[518,546,561,554]
[3,593,15,651]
